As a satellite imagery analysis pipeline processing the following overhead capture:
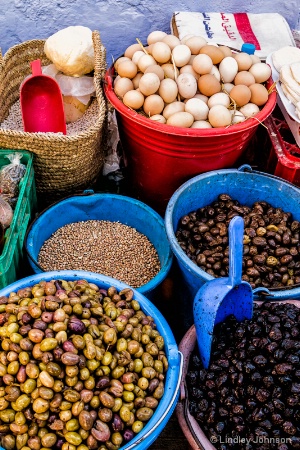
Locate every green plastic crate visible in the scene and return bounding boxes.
[0,150,37,288]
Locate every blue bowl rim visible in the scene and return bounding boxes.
[0,270,181,449]
[25,192,173,295]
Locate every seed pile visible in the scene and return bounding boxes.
[0,99,98,135]
[187,302,300,449]
[38,221,161,287]
[176,194,300,289]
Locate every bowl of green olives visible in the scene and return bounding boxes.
[0,270,182,450]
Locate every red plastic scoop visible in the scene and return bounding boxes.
[20,59,66,134]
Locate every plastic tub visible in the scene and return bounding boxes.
[0,149,36,288]
[165,165,300,302]
[176,300,300,449]
[0,270,183,450]
[25,192,173,297]
[104,67,276,213]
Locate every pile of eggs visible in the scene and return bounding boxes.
[113,30,273,128]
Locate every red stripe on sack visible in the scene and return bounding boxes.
[233,13,261,50]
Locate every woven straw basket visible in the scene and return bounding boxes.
[0,31,107,205]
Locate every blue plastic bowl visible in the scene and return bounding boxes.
[165,165,300,301]
[0,270,182,450]
[25,193,173,296]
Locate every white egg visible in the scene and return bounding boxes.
[139,73,160,96]
[193,93,209,104]
[192,54,213,75]
[210,65,221,81]
[172,45,192,67]
[152,42,172,64]
[167,111,194,127]
[230,110,246,124]
[184,36,207,54]
[191,120,212,128]
[162,35,181,50]
[181,34,195,44]
[207,92,230,108]
[222,83,235,94]
[132,51,146,65]
[138,54,157,72]
[176,73,197,99]
[239,103,260,117]
[249,62,272,83]
[163,101,185,119]
[208,105,232,127]
[147,30,167,45]
[149,114,167,124]
[219,57,239,83]
[180,65,200,80]
[159,78,178,103]
[185,98,209,120]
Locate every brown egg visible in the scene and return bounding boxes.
[114,77,134,99]
[143,94,164,116]
[234,52,253,71]
[124,43,142,59]
[197,74,221,96]
[199,45,224,64]
[229,85,251,107]
[117,60,138,79]
[184,36,207,54]
[218,46,233,57]
[145,64,165,81]
[249,83,269,106]
[234,71,256,86]
[123,90,144,109]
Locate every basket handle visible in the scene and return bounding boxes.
[0,48,3,73]
[92,30,107,81]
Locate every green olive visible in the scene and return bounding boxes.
[0,409,15,423]
[112,397,122,412]
[14,394,31,411]
[38,387,54,400]
[119,405,131,422]
[64,431,82,446]
[132,420,144,433]
[123,390,134,402]
[60,410,72,422]
[1,434,15,450]
[32,398,49,414]
[41,432,57,448]
[136,407,153,422]
[103,328,117,346]
[7,360,19,375]
[133,359,143,373]
[137,377,149,390]
[79,368,90,380]
[111,366,125,379]
[66,418,79,432]
[40,338,58,352]
[46,361,61,377]
[101,351,112,366]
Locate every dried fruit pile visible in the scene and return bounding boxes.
[186,302,300,449]
[176,194,300,289]
[0,279,168,450]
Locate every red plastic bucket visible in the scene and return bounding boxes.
[104,68,276,213]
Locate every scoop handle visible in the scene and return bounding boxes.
[228,216,244,287]
[30,59,42,76]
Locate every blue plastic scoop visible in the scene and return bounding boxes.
[193,215,253,368]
